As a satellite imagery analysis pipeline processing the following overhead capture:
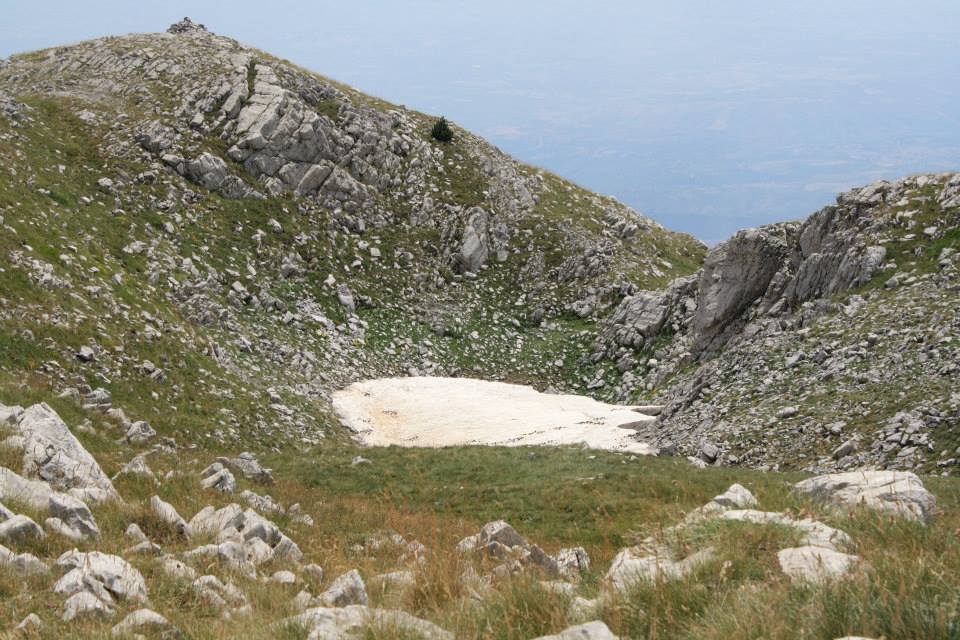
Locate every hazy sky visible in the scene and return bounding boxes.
[3,1,959,243]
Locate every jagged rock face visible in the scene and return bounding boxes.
[589,173,959,473]
[2,17,954,478]
[687,187,897,355]
[601,185,901,364]
[690,227,790,353]
[0,24,412,213]
[779,203,888,308]
[0,16,705,460]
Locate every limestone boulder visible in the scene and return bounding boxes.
[793,471,936,523]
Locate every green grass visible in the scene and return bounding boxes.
[315,98,341,121]
[271,445,806,554]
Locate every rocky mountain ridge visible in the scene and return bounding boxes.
[592,174,960,474]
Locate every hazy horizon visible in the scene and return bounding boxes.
[3,1,958,244]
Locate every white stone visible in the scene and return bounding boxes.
[110,608,170,637]
[320,569,368,607]
[710,484,758,509]
[0,514,45,543]
[192,574,248,616]
[11,403,120,500]
[793,471,936,523]
[150,495,189,537]
[287,605,452,640]
[0,465,54,510]
[556,547,591,580]
[54,550,148,603]
[63,591,114,622]
[161,555,197,581]
[606,547,715,591]
[271,570,297,584]
[114,454,156,481]
[719,510,852,551]
[124,421,157,445]
[45,517,84,541]
[478,520,526,548]
[15,613,42,631]
[49,492,100,538]
[777,546,860,584]
[0,542,48,575]
[372,570,416,592]
[200,467,236,493]
[187,503,243,537]
[125,523,148,543]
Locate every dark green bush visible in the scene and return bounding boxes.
[431,117,453,142]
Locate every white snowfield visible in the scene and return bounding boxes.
[332,377,658,454]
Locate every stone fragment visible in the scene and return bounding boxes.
[320,569,368,607]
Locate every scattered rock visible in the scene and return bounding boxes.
[49,492,100,538]
[218,452,274,484]
[150,495,189,537]
[54,550,148,604]
[709,483,758,510]
[199,463,237,493]
[114,454,156,481]
[124,421,157,445]
[15,613,42,631]
[606,546,715,591]
[271,570,297,584]
[192,575,249,618]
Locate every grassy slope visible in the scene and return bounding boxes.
[0,436,957,639]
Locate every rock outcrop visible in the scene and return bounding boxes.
[793,471,936,523]
[4,403,120,502]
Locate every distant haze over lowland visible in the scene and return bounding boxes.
[4,0,959,244]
